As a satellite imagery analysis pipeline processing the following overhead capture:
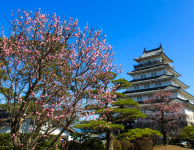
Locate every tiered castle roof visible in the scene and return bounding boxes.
[125,45,194,105]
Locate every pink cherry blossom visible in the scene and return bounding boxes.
[0,9,119,150]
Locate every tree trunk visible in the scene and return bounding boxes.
[106,130,114,150]
[46,126,68,150]
[163,132,168,145]
[13,136,21,150]
[161,110,168,145]
[161,122,168,145]
[11,118,22,150]
[162,123,168,145]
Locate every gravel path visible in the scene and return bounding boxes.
[154,145,192,150]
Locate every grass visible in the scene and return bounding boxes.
[154,145,192,150]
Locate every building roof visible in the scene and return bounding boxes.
[128,64,181,77]
[166,65,181,77]
[129,63,166,73]
[125,84,194,100]
[179,88,194,100]
[124,85,180,95]
[141,45,164,58]
[134,45,173,63]
[175,98,194,109]
[130,74,173,83]
[138,97,194,107]
[172,77,189,89]
[130,74,189,89]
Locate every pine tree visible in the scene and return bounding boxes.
[76,74,146,150]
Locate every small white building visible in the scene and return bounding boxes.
[0,118,75,141]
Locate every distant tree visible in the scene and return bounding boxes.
[141,90,185,145]
[0,9,118,150]
[76,76,146,150]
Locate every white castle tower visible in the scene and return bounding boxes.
[125,45,194,126]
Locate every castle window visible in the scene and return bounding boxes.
[155,82,161,87]
[141,74,146,79]
[134,85,139,89]
[151,72,157,77]
[137,96,142,101]
[144,84,150,88]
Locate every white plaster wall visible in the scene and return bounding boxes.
[0,126,11,133]
[133,75,140,80]
[128,90,179,103]
[132,69,166,80]
[184,108,194,124]
[139,57,161,64]
[128,80,171,91]
[132,95,152,102]
[171,92,178,99]
[160,81,171,87]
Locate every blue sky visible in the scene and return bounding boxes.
[0,0,194,94]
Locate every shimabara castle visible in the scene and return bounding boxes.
[124,45,194,126]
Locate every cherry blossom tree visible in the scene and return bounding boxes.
[0,9,118,150]
[141,90,186,145]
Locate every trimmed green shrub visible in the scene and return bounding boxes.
[34,135,61,150]
[82,139,104,150]
[133,139,153,150]
[66,141,83,150]
[178,126,194,147]
[114,139,121,150]
[66,139,104,150]
[0,133,13,150]
[119,140,130,150]
[0,133,61,150]
[179,126,194,141]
